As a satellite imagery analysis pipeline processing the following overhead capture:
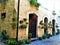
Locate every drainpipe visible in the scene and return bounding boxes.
[16,0,20,42]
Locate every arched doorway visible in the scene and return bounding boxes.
[44,17,48,34]
[28,13,38,38]
[52,19,55,35]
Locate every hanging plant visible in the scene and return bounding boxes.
[12,15,16,21]
[19,24,27,29]
[41,25,44,29]
[48,21,52,26]
[20,20,23,24]
[48,21,52,28]
[23,18,27,22]
[12,21,17,29]
[26,22,29,24]
[39,20,44,25]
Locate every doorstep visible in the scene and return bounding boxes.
[31,37,38,42]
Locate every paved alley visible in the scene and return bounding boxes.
[26,34,60,45]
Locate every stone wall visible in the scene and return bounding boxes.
[0,0,16,38]
[18,0,38,40]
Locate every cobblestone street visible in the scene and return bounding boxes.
[26,34,60,45]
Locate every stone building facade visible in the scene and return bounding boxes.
[17,0,58,40]
[0,0,58,40]
[0,0,16,38]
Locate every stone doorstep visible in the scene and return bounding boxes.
[31,37,38,42]
[30,34,60,42]
[0,42,6,45]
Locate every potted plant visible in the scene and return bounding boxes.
[12,17,16,22]
[39,20,44,25]
[48,21,52,28]
[38,36,42,40]
[1,30,9,42]
[48,34,52,38]
[23,18,27,22]
[20,20,23,24]
[26,22,29,24]
[28,33,32,39]
[5,38,17,45]
[42,34,46,39]
[18,40,25,45]
[42,32,48,39]
[41,25,44,29]
[24,39,30,44]
[52,31,56,36]
[56,29,60,34]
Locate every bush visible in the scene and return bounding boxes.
[42,32,50,39]
[18,40,25,45]
[24,39,30,44]
[28,33,32,39]
[42,34,47,39]
[52,31,56,35]
[38,36,42,40]
[5,38,17,45]
[0,30,9,40]
[56,29,60,34]
[47,34,52,38]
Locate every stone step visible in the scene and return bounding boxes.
[31,38,38,42]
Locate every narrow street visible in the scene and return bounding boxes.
[0,42,6,45]
[26,34,60,45]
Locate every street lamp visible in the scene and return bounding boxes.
[16,0,20,42]
[52,10,56,16]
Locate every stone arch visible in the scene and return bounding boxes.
[44,17,48,34]
[28,13,38,38]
